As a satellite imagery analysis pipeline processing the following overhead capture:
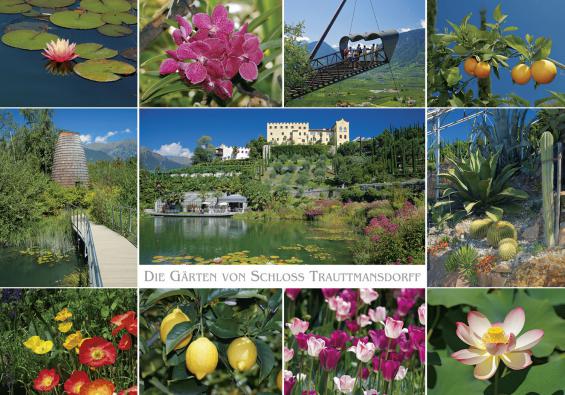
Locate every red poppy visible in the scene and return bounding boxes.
[118,385,138,395]
[78,337,117,368]
[118,333,132,351]
[111,311,138,337]
[33,368,60,392]
[79,379,115,395]
[64,371,90,395]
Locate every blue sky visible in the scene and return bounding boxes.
[436,0,565,105]
[6,109,136,145]
[427,109,538,146]
[141,109,424,157]
[285,0,425,48]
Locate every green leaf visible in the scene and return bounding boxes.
[75,43,118,59]
[503,26,518,32]
[427,289,489,308]
[74,59,135,82]
[102,12,137,25]
[165,321,197,354]
[143,289,193,309]
[0,0,31,13]
[27,0,75,7]
[254,338,275,383]
[97,24,132,37]
[50,11,105,29]
[248,4,281,33]
[207,318,241,338]
[493,4,503,22]
[498,356,565,394]
[505,35,529,58]
[142,73,182,102]
[429,350,489,395]
[1,29,58,50]
[167,378,207,395]
[80,0,130,13]
[444,67,462,87]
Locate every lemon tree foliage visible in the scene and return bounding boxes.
[140,289,282,394]
[428,289,565,395]
[428,4,561,107]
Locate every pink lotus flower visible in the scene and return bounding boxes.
[284,346,294,362]
[348,340,376,363]
[418,304,426,325]
[384,317,408,339]
[452,307,544,380]
[307,337,326,358]
[333,375,355,394]
[360,289,379,304]
[286,318,309,336]
[368,307,387,323]
[42,39,78,63]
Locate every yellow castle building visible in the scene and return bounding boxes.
[266,119,350,146]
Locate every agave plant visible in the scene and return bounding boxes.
[434,150,528,223]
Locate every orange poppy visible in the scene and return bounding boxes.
[78,337,117,368]
[118,333,132,351]
[64,371,90,395]
[79,379,115,395]
[33,368,60,392]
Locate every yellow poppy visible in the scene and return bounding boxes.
[33,340,54,355]
[54,307,73,321]
[63,331,83,351]
[23,335,41,350]
[58,322,73,333]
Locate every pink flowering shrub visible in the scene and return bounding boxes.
[285,289,425,395]
[159,5,264,100]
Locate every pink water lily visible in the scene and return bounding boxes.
[286,318,309,336]
[452,307,544,380]
[333,375,355,394]
[42,39,78,63]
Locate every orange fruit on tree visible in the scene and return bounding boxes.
[531,59,557,84]
[474,62,491,79]
[464,57,478,76]
[511,64,531,85]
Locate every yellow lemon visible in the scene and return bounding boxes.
[511,63,531,85]
[186,337,218,380]
[227,337,258,372]
[531,59,557,84]
[160,307,192,350]
[276,370,283,391]
[464,57,478,76]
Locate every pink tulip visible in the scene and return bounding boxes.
[360,289,379,304]
[322,289,339,299]
[364,390,379,395]
[284,346,294,362]
[395,365,408,381]
[333,375,355,394]
[296,333,310,350]
[319,347,341,371]
[384,317,407,339]
[418,304,426,325]
[357,314,372,328]
[381,359,400,382]
[284,371,296,395]
[452,307,544,380]
[286,318,309,336]
[345,320,360,333]
[285,289,301,301]
[329,330,350,350]
[348,340,376,363]
[307,336,326,358]
[368,307,387,323]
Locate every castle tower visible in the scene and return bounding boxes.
[52,131,89,187]
[333,119,350,146]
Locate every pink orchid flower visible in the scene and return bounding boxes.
[360,289,379,304]
[172,15,192,45]
[348,340,376,363]
[418,304,426,326]
[384,317,408,339]
[283,346,295,362]
[333,375,355,394]
[193,5,234,37]
[307,337,326,358]
[286,318,309,336]
[368,307,387,323]
[452,307,544,380]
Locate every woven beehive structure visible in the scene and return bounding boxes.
[52,131,89,187]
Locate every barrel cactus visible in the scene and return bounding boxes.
[469,218,493,239]
[487,221,517,246]
[498,238,518,260]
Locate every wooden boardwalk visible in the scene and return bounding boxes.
[73,217,137,287]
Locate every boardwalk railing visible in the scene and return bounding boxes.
[107,205,136,243]
[69,206,103,288]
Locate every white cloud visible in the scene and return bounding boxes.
[296,36,310,42]
[154,142,192,158]
[399,27,411,33]
[95,131,118,144]
[124,128,131,133]
[420,19,426,28]
[80,134,92,144]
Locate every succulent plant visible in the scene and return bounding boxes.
[487,221,517,247]
[498,238,518,260]
[445,245,479,272]
[469,218,493,239]
[498,237,518,248]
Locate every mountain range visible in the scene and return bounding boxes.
[140,147,191,171]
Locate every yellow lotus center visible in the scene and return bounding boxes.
[42,376,53,386]
[91,348,105,360]
[482,326,508,344]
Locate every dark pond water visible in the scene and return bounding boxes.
[0,10,136,107]
[0,246,84,286]
[140,216,356,265]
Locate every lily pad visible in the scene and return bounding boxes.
[97,23,131,36]
[120,47,136,61]
[27,0,75,7]
[75,42,117,59]
[73,59,135,82]
[79,0,129,13]
[1,29,59,50]
[50,10,105,29]
[101,11,136,24]
[4,20,50,32]
[0,0,32,13]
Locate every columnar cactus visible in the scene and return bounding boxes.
[540,131,555,247]
[487,221,517,247]
[470,218,493,239]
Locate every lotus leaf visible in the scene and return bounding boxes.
[73,59,135,82]
[75,43,117,59]
[79,0,129,13]
[101,11,135,24]
[0,0,31,13]
[1,29,59,50]
[27,0,75,7]
[50,10,105,29]
[97,23,131,36]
